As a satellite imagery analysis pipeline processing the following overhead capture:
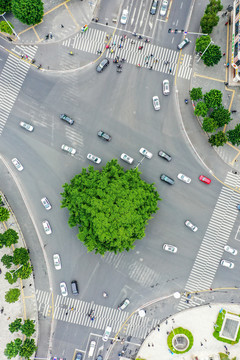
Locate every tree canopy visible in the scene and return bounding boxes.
[202,44,222,66]
[12,0,44,25]
[61,160,160,255]
[204,89,222,109]
[210,106,232,127]
[202,117,218,133]
[196,35,211,53]
[209,131,228,147]
[227,124,240,146]
[194,101,208,117]
[189,87,203,101]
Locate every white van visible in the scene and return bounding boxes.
[88,341,96,357]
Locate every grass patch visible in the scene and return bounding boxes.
[167,327,193,354]
[219,354,236,360]
[213,309,240,345]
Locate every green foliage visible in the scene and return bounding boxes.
[213,309,240,344]
[3,229,19,247]
[0,21,14,34]
[5,271,18,284]
[5,288,21,303]
[21,319,36,337]
[0,0,12,13]
[1,254,13,268]
[202,44,222,66]
[205,0,223,13]
[17,263,32,279]
[202,117,218,132]
[4,338,22,359]
[227,124,240,146]
[219,354,231,360]
[189,87,203,101]
[9,318,22,333]
[204,89,222,109]
[167,327,194,354]
[211,106,232,127]
[194,101,208,117]
[209,131,228,147]
[12,247,29,265]
[196,35,211,53]
[0,206,10,221]
[19,338,37,359]
[61,159,160,255]
[200,12,219,34]
[12,0,44,26]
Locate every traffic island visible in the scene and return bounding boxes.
[167,327,194,354]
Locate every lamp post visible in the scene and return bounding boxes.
[197,38,214,63]
[9,264,24,278]
[0,12,20,40]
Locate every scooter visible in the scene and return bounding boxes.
[184,99,188,104]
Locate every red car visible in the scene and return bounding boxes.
[199,175,211,184]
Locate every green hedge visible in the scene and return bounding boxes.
[167,327,194,354]
[213,310,240,345]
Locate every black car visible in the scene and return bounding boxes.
[60,114,74,125]
[96,58,109,73]
[158,150,172,162]
[97,130,112,141]
[150,0,158,14]
[160,174,175,185]
[71,280,79,295]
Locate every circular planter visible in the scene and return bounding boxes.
[167,327,194,354]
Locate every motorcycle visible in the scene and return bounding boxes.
[113,59,119,63]
[103,291,109,297]
[184,99,188,104]
[117,64,122,68]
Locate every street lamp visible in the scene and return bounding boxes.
[9,264,24,278]
[0,12,20,40]
[197,39,214,63]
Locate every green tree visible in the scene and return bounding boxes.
[0,0,12,14]
[12,247,29,265]
[205,0,223,14]
[5,271,18,284]
[19,338,37,359]
[5,288,21,303]
[0,21,14,34]
[189,87,203,101]
[227,124,240,146]
[1,254,13,268]
[204,89,222,109]
[196,35,211,53]
[21,319,35,337]
[3,229,19,247]
[9,318,22,333]
[17,263,32,279]
[12,0,44,25]
[202,117,219,132]
[211,106,232,127]
[194,101,208,117]
[200,12,219,34]
[61,160,160,255]
[4,339,22,359]
[202,44,222,66]
[209,131,228,146]
[0,206,10,221]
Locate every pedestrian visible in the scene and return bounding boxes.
[226,62,229,67]
[200,342,203,346]
[120,36,123,42]
[166,320,168,324]
[157,327,160,331]
[29,284,32,287]
[149,66,153,70]
[164,61,168,65]
[119,44,122,48]
[204,339,207,342]
[222,52,226,56]
[131,40,135,44]
[0,268,2,274]
[224,345,228,350]
[224,82,228,85]
[210,288,212,291]
[225,21,229,26]
[232,110,237,113]
[148,343,150,347]
[166,331,169,335]
[113,41,116,45]
[150,54,154,57]
[169,68,172,73]
[155,59,158,63]
[22,286,25,289]
[145,62,148,65]
[138,46,141,50]
[152,343,154,347]
[61,24,64,28]
[66,312,68,316]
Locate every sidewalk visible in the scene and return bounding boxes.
[137,303,240,360]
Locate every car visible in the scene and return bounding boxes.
[53,254,61,270]
[96,58,109,73]
[139,148,153,159]
[150,0,159,14]
[118,298,130,310]
[153,96,160,110]
[120,9,128,24]
[185,220,198,232]
[71,280,79,295]
[220,259,234,269]
[19,121,34,132]
[96,356,103,360]
[88,341,96,357]
[75,353,83,360]
[60,113,74,125]
[12,158,24,171]
[158,150,172,161]
[177,173,191,184]
[160,0,168,16]
[199,175,211,184]
[41,197,52,210]
[61,144,76,155]
[97,130,112,141]
[224,245,238,255]
[102,325,112,342]
[177,38,190,50]
[120,153,134,164]
[42,220,52,235]
[87,153,101,164]
[163,244,177,253]
[160,174,175,185]
[163,79,170,95]
[60,282,68,296]
[81,24,88,32]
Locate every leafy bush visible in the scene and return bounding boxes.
[190,87,203,101]
[5,288,21,303]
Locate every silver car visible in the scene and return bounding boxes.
[160,0,168,16]
[163,244,177,253]
[152,96,160,110]
[118,298,130,310]
[60,282,68,296]
[42,220,52,235]
[87,153,101,164]
[12,158,24,171]
[120,153,134,164]
[224,245,238,255]
[41,197,52,210]
[220,260,234,269]
[177,173,191,184]
[163,79,170,95]
[19,121,34,132]
[53,254,61,270]
[61,144,76,155]
[120,9,128,24]
[185,220,198,232]
[139,148,153,159]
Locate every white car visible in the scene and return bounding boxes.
[41,197,52,210]
[53,254,61,270]
[152,96,160,110]
[42,220,52,235]
[61,144,76,155]
[118,298,130,310]
[185,220,198,232]
[120,153,134,164]
[87,153,101,164]
[160,0,168,16]
[163,79,170,95]
[139,148,153,159]
[120,9,128,25]
[12,158,24,171]
[60,282,68,296]
[177,173,191,184]
[220,259,234,269]
[102,326,112,342]
[163,244,177,253]
[19,121,34,132]
[224,245,238,255]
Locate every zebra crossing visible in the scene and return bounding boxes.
[62,28,192,80]
[178,171,240,310]
[0,45,38,135]
[36,289,160,339]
